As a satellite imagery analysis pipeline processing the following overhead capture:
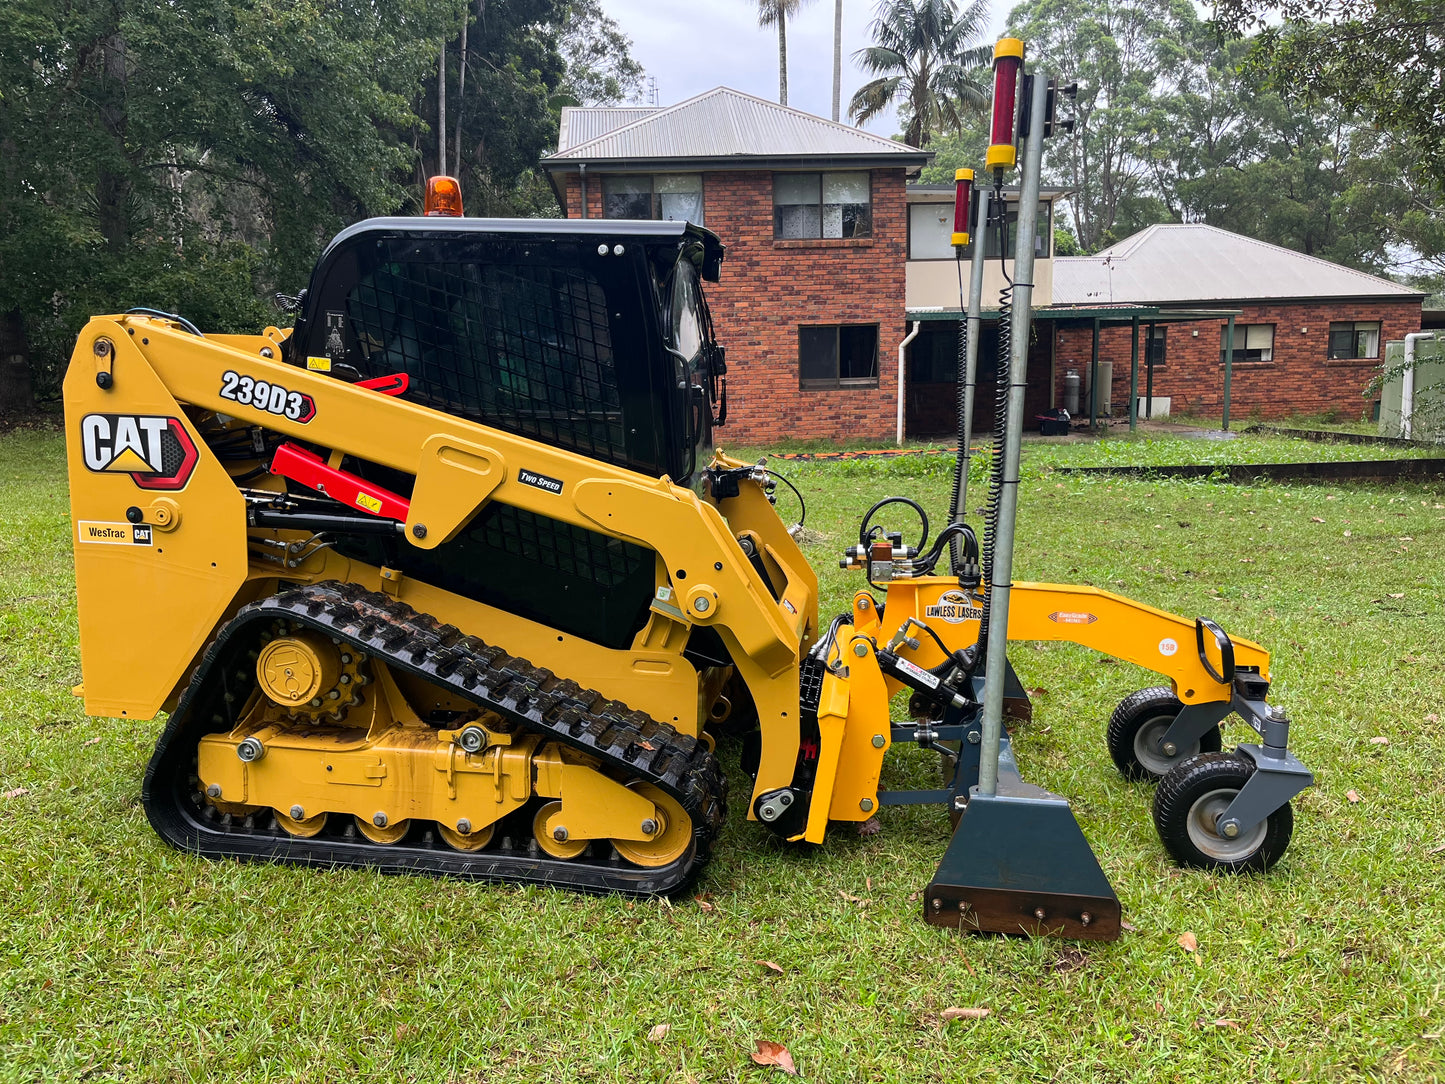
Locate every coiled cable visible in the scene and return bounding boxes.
[975,190,1014,652]
[947,256,970,575]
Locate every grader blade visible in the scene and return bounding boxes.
[924,739,1120,941]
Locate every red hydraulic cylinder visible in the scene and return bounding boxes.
[270,442,411,520]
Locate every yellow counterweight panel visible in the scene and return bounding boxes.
[878,577,1269,704]
[63,327,248,719]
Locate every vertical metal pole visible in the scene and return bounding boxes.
[1128,315,1140,432]
[1223,315,1236,430]
[1089,318,1100,429]
[1145,320,1155,419]
[954,187,992,524]
[977,71,1048,798]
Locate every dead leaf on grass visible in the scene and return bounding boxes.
[1389,593,1406,599]
[694,895,715,913]
[755,959,784,975]
[82,736,101,747]
[1346,789,1363,804]
[1426,842,1445,855]
[2,787,28,799]
[856,816,881,837]
[1212,1018,1240,1028]
[1369,736,1389,746]
[1426,714,1440,723]
[941,1007,990,1022]
[647,1023,671,1043]
[750,1040,797,1075]
[1120,920,1138,933]
[1310,516,1325,523]
[1177,931,1199,953]
[865,876,872,891]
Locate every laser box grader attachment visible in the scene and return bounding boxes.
[63,174,1311,938]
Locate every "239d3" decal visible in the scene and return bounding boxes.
[219,370,316,423]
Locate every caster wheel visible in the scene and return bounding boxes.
[1107,687,1221,782]
[1153,752,1293,872]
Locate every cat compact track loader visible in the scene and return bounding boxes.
[63,49,1312,940]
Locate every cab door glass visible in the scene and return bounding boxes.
[668,258,711,481]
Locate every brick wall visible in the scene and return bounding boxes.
[1052,299,1423,421]
[558,168,909,445]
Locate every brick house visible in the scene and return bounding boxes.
[1047,225,1425,423]
[543,88,929,445]
[545,95,1422,440]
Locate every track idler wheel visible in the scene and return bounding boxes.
[438,821,496,852]
[611,783,692,868]
[534,802,588,859]
[276,808,328,838]
[356,815,410,844]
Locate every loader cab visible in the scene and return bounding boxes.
[290,217,726,485]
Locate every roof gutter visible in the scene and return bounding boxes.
[578,163,588,220]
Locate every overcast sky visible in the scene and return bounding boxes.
[598,0,1011,136]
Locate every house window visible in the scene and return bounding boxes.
[918,202,1051,260]
[799,324,879,388]
[907,203,956,260]
[774,172,871,239]
[1328,320,1380,359]
[1146,326,1166,368]
[601,174,704,224]
[982,203,1050,259]
[1221,324,1274,364]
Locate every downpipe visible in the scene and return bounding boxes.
[896,320,922,445]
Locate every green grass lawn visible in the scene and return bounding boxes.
[2,426,1443,1082]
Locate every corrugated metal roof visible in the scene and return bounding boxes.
[546,87,928,164]
[557,106,661,153]
[1052,224,1421,305]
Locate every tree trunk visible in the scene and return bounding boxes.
[454,7,468,176]
[778,18,788,106]
[97,31,130,252]
[0,309,36,416]
[438,41,448,176]
[832,0,842,121]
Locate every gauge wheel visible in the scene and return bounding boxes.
[1153,752,1293,872]
[1107,686,1221,782]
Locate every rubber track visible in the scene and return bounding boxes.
[142,581,727,896]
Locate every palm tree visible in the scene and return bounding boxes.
[848,0,991,147]
[757,0,817,107]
